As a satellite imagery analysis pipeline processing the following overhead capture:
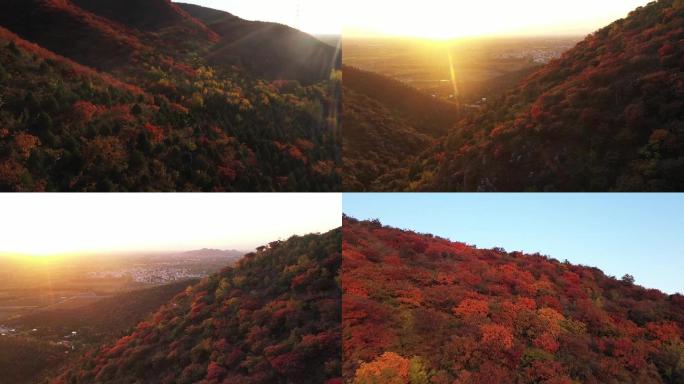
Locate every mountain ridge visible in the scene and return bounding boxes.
[177,2,340,84]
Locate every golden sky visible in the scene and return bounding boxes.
[342,0,652,39]
[176,0,650,38]
[0,194,341,257]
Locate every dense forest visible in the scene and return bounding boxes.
[343,216,684,383]
[0,0,340,191]
[53,229,342,384]
[345,0,684,192]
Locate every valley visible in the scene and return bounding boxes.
[344,36,578,102]
[0,250,242,384]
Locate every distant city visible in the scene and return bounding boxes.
[492,42,577,64]
[87,265,207,284]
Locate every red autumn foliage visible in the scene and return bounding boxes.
[73,100,103,123]
[54,229,341,383]
[343,216,684,383]
[143,122,165,143]
[0,0,340,192]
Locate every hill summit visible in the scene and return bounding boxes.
[343,216,684,383]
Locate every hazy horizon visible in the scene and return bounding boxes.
[342,0,651,39]
[0,194,341,257]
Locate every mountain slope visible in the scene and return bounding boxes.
[342,66,460,191]
[342,88,434,191]
[10,280,199,343]
[177,2,340,85]
[0,0,144,70]
[53,229,342,384]
[343,66,460,138]
[0,336,66,384]
[410,0,684,191]
[343,217,684,383]
[0,281,198,384]
[0,1,341,191]
[71,0,214,35]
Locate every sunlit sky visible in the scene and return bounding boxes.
[0,194,341,257]
[176,0,651,39]
[344,194,684,295]
[342,0,652,39]
[175,0,342,35]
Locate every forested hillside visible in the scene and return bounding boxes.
[0,0,340,191]
[342,66,459,191]
[343,217,684,383]
[411,0,684,191]
[53,229,342,384]
[342,88,434,191]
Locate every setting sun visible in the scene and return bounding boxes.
[342,0,652,39]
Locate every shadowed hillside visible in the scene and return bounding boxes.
[0,0,143,70]
[343,66,460,138]
[178,2,340,84]
[0,280,198,384]
[342,88,434,191]
[71,0,215,35]
[342,66,460,191]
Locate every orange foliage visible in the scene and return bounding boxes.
[453,298,489,320]
[480,324,514,351]
[143,123,165,143]
[353,352,410,384]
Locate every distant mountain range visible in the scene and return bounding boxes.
[0,0,341,192]
[177,248,244,259]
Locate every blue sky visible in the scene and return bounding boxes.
[344,194,684,294]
